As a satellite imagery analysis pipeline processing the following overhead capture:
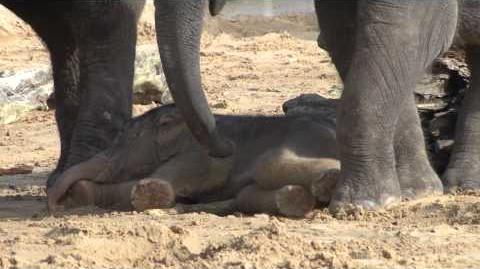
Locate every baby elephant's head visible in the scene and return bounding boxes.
[104,104,191,182]
[47,105,192,212]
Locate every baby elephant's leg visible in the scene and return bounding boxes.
[67,180,140,209]
[150,150,233,199]
[176,184,315,217]
[130,178,175,211]
[235,184,315,218]
[253,149,339,204]
[67,178,175,211]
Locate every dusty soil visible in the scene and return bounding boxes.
[1,4,480,269]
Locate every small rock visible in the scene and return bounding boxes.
[253,214,269,220]
[212,100,228,109]
[170,225,187,235]
[145,209,168,217]
[382,249,394,259]
[42,255,56,264]
[310,240,321,250]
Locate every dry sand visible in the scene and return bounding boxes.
[0,4,479,269]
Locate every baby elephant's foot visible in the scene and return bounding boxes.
[67,180,98,207]
[236,185,315,218]
[131,178,175,211]
[275,185,316,217]
[311,169,340,205]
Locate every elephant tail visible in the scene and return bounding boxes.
[47,153,109,213]
[209,0,226,16]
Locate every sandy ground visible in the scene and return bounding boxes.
[0,4,480,269]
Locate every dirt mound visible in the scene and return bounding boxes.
[0,181,479,269]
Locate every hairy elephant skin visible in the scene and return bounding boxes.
[47,104,340,217]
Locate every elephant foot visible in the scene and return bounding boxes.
[275,185,316,218]
[49,180,99,213]
[329,172,401,212]
[130,179,175,212]
[443,166,480,193]
[67,180,97,207]
[311,169,340,205]
[235,184,315,218]
[397,160,443,200]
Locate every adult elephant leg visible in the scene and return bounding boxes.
[395,96,443,198]
[316,0,457,211]
[4,3,81,187]
[314,0,357,80]
[62,1,145,171]
[444,47,480,192]
[154,0,234,158]
[315,0,443,201]
[46,40,80,187]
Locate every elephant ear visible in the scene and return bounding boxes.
[209,0,226,16]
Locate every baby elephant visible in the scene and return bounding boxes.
[47,104,340,218]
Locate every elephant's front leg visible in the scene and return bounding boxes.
[444,48,480,192]
[329,0,457,211]
[395,95,443,198]
[62,1,144,171]
[2,3,83,189]
[47,44,80,188]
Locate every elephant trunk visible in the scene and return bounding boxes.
[154,0,234,158]
[47,153,109,212]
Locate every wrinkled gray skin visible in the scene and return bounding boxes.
[313,0,456,211]
[443,1,480,192]
[1,1,226,189]
[314,0,480,211]
[47,105,340,217]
